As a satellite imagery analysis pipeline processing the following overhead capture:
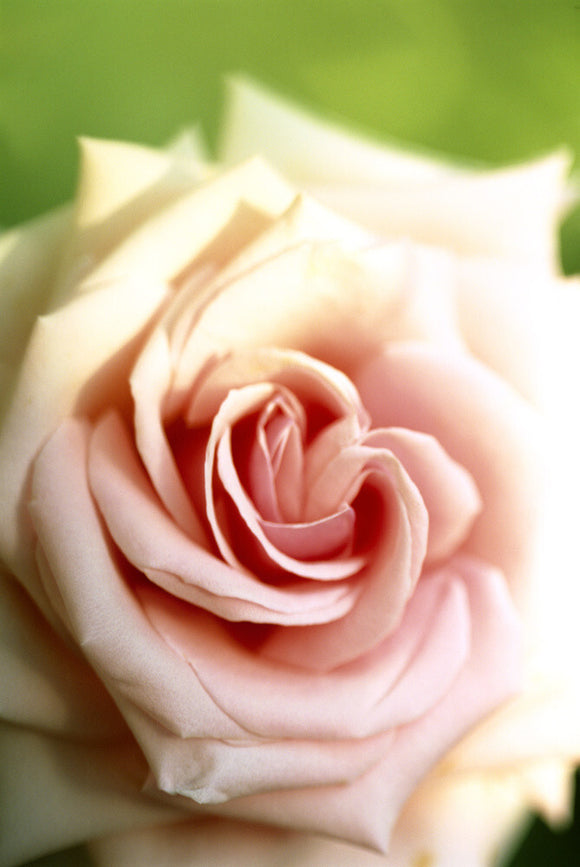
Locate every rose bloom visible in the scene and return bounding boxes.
[1,80,580,867]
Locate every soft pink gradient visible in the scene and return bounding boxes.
[3,81,577,867]
[26,235,523,851]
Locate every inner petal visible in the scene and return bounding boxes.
[215,424,365,580]
[260,505,355,561]
[364,427,481,565]
[248,394,305,524]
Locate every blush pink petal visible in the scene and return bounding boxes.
[264,409,305,523]
[198,558,522,853]
[186,345,366,430]
[89,411,358,625]
[29,418,258,741]
[214,423,364,579]
[138,566,469,742]
[247,397,306,523]
[203,377,366,581]
[259,507,356,562]
[116,697,397,805]
[364,427,482,565]
[263,446,428,670]
[355,342,545,597]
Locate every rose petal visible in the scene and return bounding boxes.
[81,157,295,289]
[259,507,355,562]
[0,722,179,867]
[29,419,254,740]
[306,156,569,270]
[220,78,570,269]
[89,411,359,625]
[0,272,169,606]
[89,819,391,867]
[454,259,580,406]
[263,443,428,669]
[186,345,366,429]
[138,566,469,742]
[364,427,482,565]
[356,342,545,600]
[220,76,455,186]
[52,137,207,306]
[171,242,408,392]
[131,328,210,542]
[213,420,365,580]
[0,567,123,738]
[199,557,521,853]
[117,697,397,805]
[0,207,71,382]
[387,770,530,867]
[248,396,305,523]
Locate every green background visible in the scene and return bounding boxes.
[2,1,579,864]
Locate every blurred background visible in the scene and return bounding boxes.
[2,1,580,864]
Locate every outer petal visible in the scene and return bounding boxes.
[170,239,463,398]
[185,558,521,853]
[0,568,123,739]
[219,77,569,270]
[80,157,295,289]
[138,569,470,743]
[29,420,252,741]
[90,820,391,867]
[453,258,580,405]
[0,207,71,412]
[88,795,524,867]
[220,76,456,186]
[0,723,183,867]
[52,137,208,306]
[0,272,169,603]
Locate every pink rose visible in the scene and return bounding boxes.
[1,80,579,867]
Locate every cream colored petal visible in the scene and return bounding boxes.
[0,207,71,395]
[0,567,123,738]
[89,820,391,867]
[220,78,570,270]
[116,696,397,807]
[453,260,578,405]
[52,137,209,306]
[165,125,209,162]
[77,157,295,291]
[75,137,206,230]
[0,272,168,596]
[173,242,405,392]
[0,723,183,867]
[441,680,580,808]
[387,770,530,867]
[219,76,456,185]
[306,152,569,270]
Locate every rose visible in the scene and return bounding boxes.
[1,80,579,867]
